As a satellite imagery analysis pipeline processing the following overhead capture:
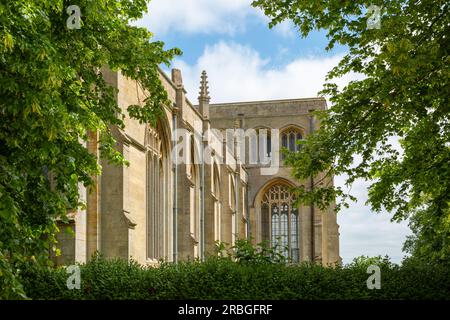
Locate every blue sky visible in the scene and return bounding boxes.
[135,0,412,264]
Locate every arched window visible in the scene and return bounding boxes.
[213,164,221,242]
[230,175,236,212]
[261,184,299,262]
[281,127,302,152]
[188,135,200,257]
[230,175,237,244]
[147,123,169,261]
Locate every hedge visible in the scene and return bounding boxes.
[19,256,450,300]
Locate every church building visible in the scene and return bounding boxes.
[55,68,340,266]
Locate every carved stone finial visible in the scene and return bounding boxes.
[199,70,210,102]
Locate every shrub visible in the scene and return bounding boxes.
[18,251,450,300]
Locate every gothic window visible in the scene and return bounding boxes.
[230,175,236,212]
[241,185,247,221]
[241,185,247,238]
[261,184,300,262]
[213,164,221,242]
[147,125,169,261]
[281,128,302,152]
[281,127,302,161]
[230,175,237,244]
[189,135,200,255]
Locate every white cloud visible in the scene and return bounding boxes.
[135,0,256,35]
[135,0,297,37]
[171,41,411,263]
[272,20,297,38]
[254,9,298,39]
[172,41,360,103]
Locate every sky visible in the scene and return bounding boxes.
[135,0,412,264]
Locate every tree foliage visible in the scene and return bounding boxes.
[252,0,449,262]
[215,239,290,264]
[0,0,180,298]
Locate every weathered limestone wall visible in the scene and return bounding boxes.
[55,68,338,267]
[209,97,340,265]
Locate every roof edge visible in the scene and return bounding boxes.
[208,97,326,107]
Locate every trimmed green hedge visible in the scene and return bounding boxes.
[19,256,450,300]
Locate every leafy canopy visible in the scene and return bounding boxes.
[0,0,180,298]
[252,0,449,262]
